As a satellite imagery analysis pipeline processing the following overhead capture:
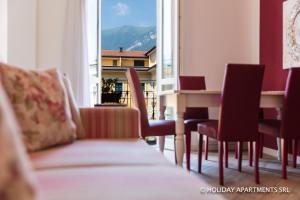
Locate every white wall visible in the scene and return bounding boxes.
[36,0,68,69]
[7,0,37,68]
[180,0,260,89]
[0,0,7,62]
[180,0,260,149]
[4,0,68,69]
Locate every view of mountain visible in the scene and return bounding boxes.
[102,25,156,51]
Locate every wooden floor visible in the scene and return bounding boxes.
[154,139,300,200]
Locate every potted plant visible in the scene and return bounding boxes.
[101,78,122,103]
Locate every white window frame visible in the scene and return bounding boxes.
[156,0,180,92]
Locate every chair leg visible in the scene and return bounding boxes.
[255,139,260,184]
[218,141,224,186]
[282,139,288,179]
[185,131,191,170]
[234,142,238,159]
[198,134,203,173]
[174,137,177,164]
[238,142,243,172]
[292,139,297,168]
[205,136,209,160]
[224,142,229,168]
[248,141,253,167]
[159,136,165,152]
[260,134,264,158]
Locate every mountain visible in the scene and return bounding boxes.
[102,25,156,51]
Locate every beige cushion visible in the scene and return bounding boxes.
[61,74,86,139]
[35,166,222,200]
[0,63,76,152]
[30,140,170,170]
[0,83,37,200]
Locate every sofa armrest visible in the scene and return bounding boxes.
[79,107,140,139]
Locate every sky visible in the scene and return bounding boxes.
[102,0,156,30]
[87,0,156,63]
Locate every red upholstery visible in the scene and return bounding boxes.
[180,76,206,91]
[179,76,209,170]
[258,119,281,137]
[281,68,300,140]
[259,68,300,178]
[184,108,209,120]
[180,76,209,120]
[126,69,150,137]
[197,64,265,185]
[218,65,264,142]
[126,68,175,153]
[148,120,175,136]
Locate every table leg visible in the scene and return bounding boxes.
[175,111,185,166]
[174,94,185,167]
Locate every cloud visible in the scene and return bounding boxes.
[113,2,130,16]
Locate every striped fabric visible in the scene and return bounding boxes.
[79,107,140,139]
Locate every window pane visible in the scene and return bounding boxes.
[140,83,145,92]
[87,0,98,68]
[87,0,100,105]
[134,60,145,66]
[162,0,173,79]
[115,82,123,92]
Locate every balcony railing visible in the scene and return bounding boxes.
[118,89,158,120]
[91,80,158,120]
[89,63,158,119]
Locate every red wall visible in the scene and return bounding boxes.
[260,0,288,91]
[260,0,299,153]
[260,0,285,150]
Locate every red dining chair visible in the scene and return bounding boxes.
[179,76,209,171]
[197,64,265,185]
[126,68,176,155]
[259,68,300,179]
[235,109,264,166]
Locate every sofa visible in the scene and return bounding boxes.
[29,107,222,200]
[0,63,222,200]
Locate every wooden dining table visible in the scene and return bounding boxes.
[158,90,285,167]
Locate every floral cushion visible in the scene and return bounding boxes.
[0,63,76,152]
[0,83,37,200]
[61,74,86,139]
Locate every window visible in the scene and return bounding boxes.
[134,60,145,67]
[88,0,157,112]
[115,82,123,93]
[140,83,145,92]
[112,60,118,66]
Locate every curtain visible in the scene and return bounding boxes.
[0,0,7,62]
[62,0,91,107]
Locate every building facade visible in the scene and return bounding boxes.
[98,47,157,119]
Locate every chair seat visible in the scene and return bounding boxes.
[148,120,175,136]
[184,119,210,133]
[197,120,219,139]
[259,119,281,137]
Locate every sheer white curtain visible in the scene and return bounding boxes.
[62,0,90,106]
[0,0,7,62]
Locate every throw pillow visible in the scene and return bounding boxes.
[0,63,76,151]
